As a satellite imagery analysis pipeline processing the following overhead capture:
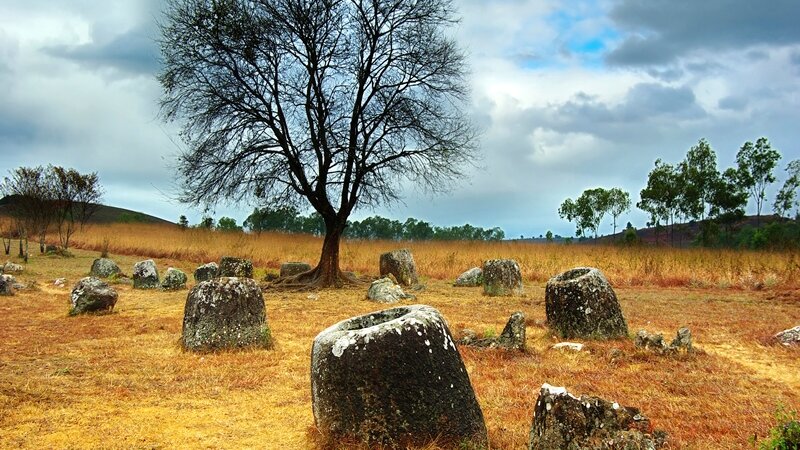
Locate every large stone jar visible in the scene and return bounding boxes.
[311,305,487,447]
[181,277,272,351]
[545,267,628,339]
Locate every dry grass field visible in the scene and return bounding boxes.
[1,223,799,449]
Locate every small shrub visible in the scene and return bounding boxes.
[756,405,800,450]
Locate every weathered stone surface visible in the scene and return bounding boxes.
[90,258,120,278]
[460,312,526,351]
[454,267,483,287]
[218,256,253,278]
[482,259,524,296]
[69,277,118,316]
[552,342,584,352]
[280,261,312,278]
[529,384,666,450]
[635,328,693,354]
[161,268,188,290]
[181,277,272,351]
[497,311,526,350]
[54,278,67,288]
[133,260,160,289]
[3,261,23,273]
[0,274,15,296]
[366,277,414,304]
[379,249,419,286]
[775,325,800,346]
[193,262,219,282]
[311,305,487,448]
[545,267,628,339]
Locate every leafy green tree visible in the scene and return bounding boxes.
[607,188,631,238]
[159,0,477,287]
[217,216,242,232]
[403,218,435,241]
[638,159,681,245]
[559,188,611,239]
[736,137,781,223]
[545,230,554,242]
[178,215,189,229]
[709,168,748,235]
[774,159,800,218]
[198,216,214,229]
[679,138,719,220]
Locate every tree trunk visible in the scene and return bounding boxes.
[3,238,10,255]
[314,223,345,287]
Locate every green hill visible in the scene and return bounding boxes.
[0,195,173,225]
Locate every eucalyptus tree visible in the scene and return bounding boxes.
[736,137,781,223]
[559,188,611,239]
[638,159,681,245]
[159,0,477,287]
[774,159,800,218]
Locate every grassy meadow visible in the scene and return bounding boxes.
[1,223,799,449]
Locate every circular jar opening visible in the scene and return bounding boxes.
[556,267,591,282]
[340,307,411,331]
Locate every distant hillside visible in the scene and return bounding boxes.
[0,195,173,225]
[596,214,791,247]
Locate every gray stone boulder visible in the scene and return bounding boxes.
[379,249,419,286]
[311,305,487,447]
[774,325,800,346]
[90,258,121,278]
[161,268,188,290]
[181,277,272,351]
[218,256,253,278]
[3,261,23,273]
[193,262,219,282]
[454,267,483,287]
[529,384,666,449]
[0,274,15,296]
[545,267,628,339]
[69,277,118,316]
[280,261,312,277]
[482,259,524,296]
[459,312,526,351]
[636,327,694,354]
[133,260,160,289]
[367,277,415,304]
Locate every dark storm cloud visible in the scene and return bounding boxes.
[607,0,800,66]
[43,25,158,77]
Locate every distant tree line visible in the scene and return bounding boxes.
[558,136,800,248]
[187,206,506,241]
[1,165,103,257]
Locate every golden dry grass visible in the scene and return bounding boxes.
[1,224,799,449]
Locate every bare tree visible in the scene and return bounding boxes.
[159,0,477,287]
[49,166,103,249]
[1,166,54,256]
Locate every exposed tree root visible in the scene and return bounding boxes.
[266,267,364,291]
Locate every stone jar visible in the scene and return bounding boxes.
[311,305,487,448]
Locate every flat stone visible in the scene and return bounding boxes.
[775,325,800,346]
[552,342,584,352]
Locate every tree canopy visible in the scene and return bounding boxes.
[159,0,477,287]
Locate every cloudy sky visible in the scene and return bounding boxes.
[1,0,799,238]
